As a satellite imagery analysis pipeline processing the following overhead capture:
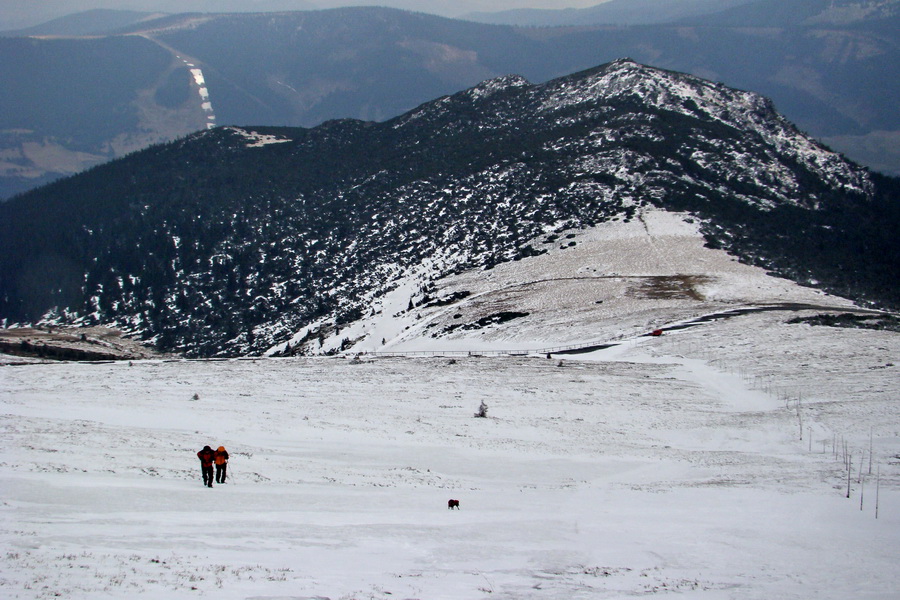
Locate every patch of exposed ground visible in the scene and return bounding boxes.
[626,275,711,301]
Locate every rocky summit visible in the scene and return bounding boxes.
[0,59,897,357]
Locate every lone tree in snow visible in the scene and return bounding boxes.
[474,400,488,418]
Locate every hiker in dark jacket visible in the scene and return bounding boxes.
[214,446,229,484]
[197,445,215,487]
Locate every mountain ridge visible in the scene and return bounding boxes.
[1,59,897,357]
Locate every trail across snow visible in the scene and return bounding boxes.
[2,308,898,599]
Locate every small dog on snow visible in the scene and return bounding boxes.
[448,499,460,510]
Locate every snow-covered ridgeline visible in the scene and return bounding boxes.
[400,59,870,207]
[538,59,870,196]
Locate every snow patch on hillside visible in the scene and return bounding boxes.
[467,74,530,100]
[224,127,293,148]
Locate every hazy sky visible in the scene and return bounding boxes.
[0,1,608,30]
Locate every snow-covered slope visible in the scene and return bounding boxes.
[2,297,898,599]
[279,209,855,356]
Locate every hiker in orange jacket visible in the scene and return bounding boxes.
[214,446,229,484]
[197,445,215,487]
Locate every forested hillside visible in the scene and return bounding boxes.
[1,61,896,356]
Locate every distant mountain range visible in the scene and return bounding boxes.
[1,60,897,357]
[465,0,899,27]
[464,0,754,26]
[0,2,898,200]
[0,9,163,37]
[0,1,317,31]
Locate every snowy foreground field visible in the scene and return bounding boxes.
[2,310,898,600]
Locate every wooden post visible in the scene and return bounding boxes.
[846,454,852,499]
[868,428,874,475]
[875,466,881,519]
[858,450,865,483]
[860,475,865,511]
